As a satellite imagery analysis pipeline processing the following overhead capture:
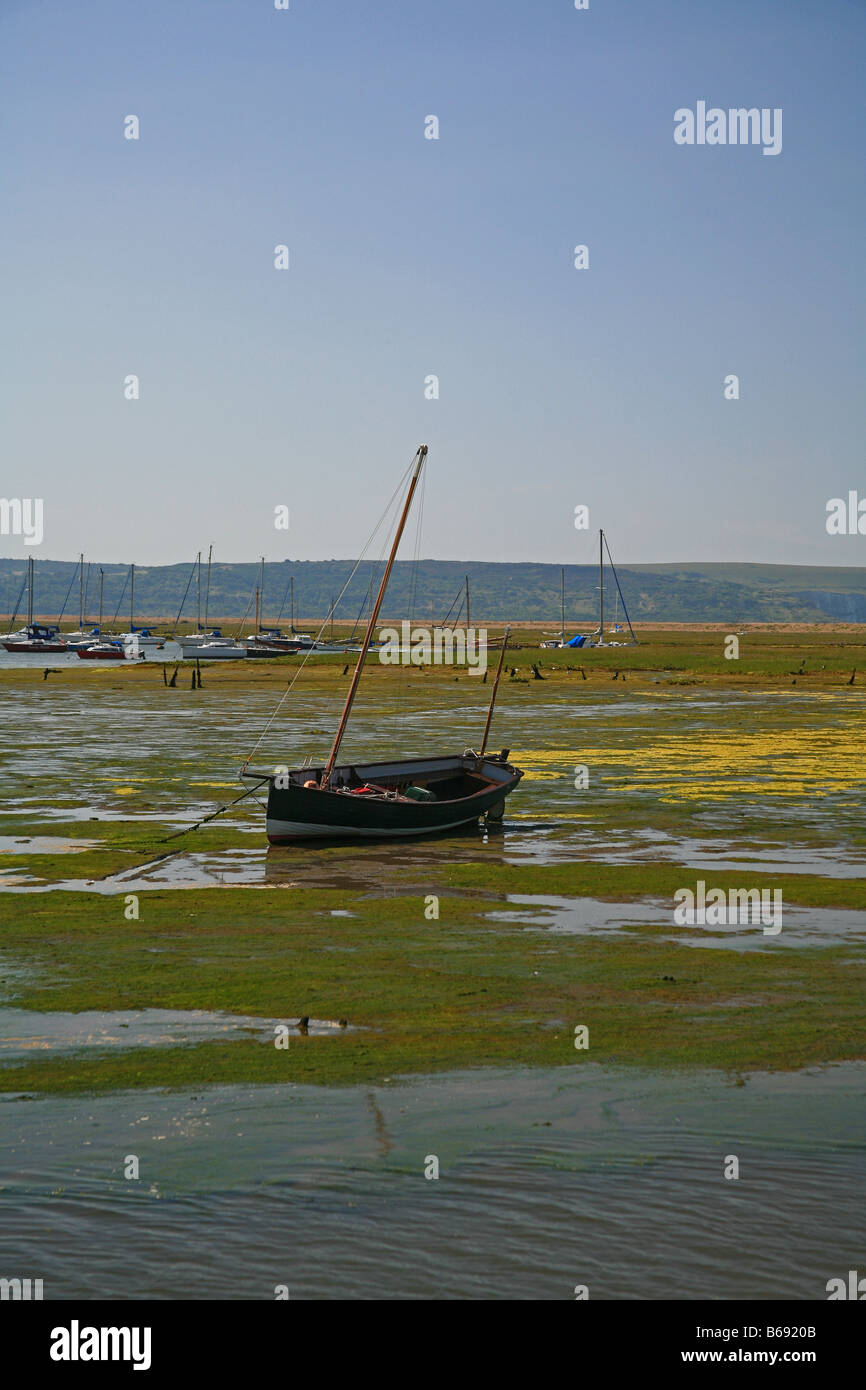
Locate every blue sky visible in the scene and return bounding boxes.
[1,0,863,566]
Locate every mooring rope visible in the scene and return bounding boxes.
[160,776,271,841]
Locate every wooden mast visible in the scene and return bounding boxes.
[321,445,428,789]
[480,627,510,755]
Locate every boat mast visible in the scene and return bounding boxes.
[321,445,428,789]
[465,574,470,630]
[480,627,510,755]
[259,557,265,629]
[598,529,604,644]
[79,553,84,629]
[204,544,212,629]
[28,556,34,625]
[290,576,294,632]
[98,569,104,629]
[130,563,135,632]
[560,567,565,644]
[254,585,260,631]
[196,551,201,632]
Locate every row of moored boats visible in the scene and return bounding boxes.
[1,623,361,660]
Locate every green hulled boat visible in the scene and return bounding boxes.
[241,445,523,844]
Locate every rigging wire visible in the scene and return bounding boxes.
[233,581,257,640]
[239,451,419,774]
[438,583,464,628]
[170,555,200,635]
[6,572,29,632]
[110,569,130,627]
[601,533,638,644]
[273,574,292,625]
[56,561,80,626]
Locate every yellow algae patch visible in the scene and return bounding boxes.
[511,750,583,781]
[575,726,866,802]
[112,787,137,796]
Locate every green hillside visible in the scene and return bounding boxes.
[1,557,865,625]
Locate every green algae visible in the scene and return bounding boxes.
[0,885,863,1093]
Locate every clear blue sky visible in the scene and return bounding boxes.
[1,0,863,567]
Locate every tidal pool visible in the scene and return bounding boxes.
[0,1008,352,1060]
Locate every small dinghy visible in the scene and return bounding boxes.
[241,445,523,844]
[76,641,127,660]
[259,750,521,843]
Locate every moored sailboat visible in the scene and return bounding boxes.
[241,446,523,842]
[2,559,69,652]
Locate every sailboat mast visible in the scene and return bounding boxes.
[28,556,33,625]
[290,576,294,632]
[465,574,470,630]
[259,557,265,629]
[130,563,135,631]
[322,445,428,788]
[598,529,604,643]
[79,553,84,628]
[98,569,104,628]
[196,551,201,631]
[204,545,212,629]
[480,627,510,755]
[254,585,260,631]
[560,567,565,644]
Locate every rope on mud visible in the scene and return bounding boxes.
[160,777,271,840]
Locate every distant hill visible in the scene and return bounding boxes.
[1,557,865,625]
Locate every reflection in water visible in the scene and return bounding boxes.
[367,1091,392,1158]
